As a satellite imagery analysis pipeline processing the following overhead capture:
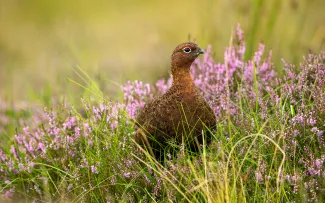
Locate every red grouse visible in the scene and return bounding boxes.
[135,42,216,161]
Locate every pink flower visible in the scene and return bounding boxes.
[91,165,98,174]
[38,142,46,152]
[10,146,18,160]
[63,117,77,130]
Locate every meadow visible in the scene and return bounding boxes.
[1,0,325,202]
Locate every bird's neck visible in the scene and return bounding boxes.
[171,66,194,87]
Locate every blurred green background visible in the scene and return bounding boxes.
[0,0,324,104]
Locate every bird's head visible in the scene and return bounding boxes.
[171,42,205,70]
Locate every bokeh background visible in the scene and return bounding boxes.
[1,0,324,104]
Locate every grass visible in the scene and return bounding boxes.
[1,0,325,201]
[0,102,304,202]
[1,25,324,202]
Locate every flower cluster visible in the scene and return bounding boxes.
[1,24,324,202]
[0,100,150,201]
[123,80,152,118]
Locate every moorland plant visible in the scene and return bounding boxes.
[0,25,325,202]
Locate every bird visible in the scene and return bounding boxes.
[134,42,216,162]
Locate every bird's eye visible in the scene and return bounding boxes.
[183,47,191,53]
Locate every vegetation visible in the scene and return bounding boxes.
[1,25,325,202]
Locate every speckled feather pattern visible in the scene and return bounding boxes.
[135,42,216,159]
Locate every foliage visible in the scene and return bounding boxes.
[1,25,325,202]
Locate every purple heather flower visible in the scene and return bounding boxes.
[0,149,6,162]
[123,80,153,118]
[291,114,305,126]
[314,159,323,169]
[110,120,118,130]
[311,127,318,133]
[18,163,27,171]
[38,142,45,152]
[48,126,60,136]
[14,134,24,145]
[23,140,34,155]
[63,117,77,130]
[308,117,317,126]
[236,24,244,42]
[3,187,15,199]
[23,126,31,136]
[308,167,319,176]
[155,79,171,94]
[10,145,18,160]
[293,130,299,137]
[74,127,81,138]
[66,136,74,144]
[123,172,131,178]
[91,165,98,174]
[254,43,265,65]
[83,123,92,137]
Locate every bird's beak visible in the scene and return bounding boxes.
[198,48,205,55]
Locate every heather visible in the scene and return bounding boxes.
[1,25,325,202]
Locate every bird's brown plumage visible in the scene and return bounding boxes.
[135,42,216,160]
